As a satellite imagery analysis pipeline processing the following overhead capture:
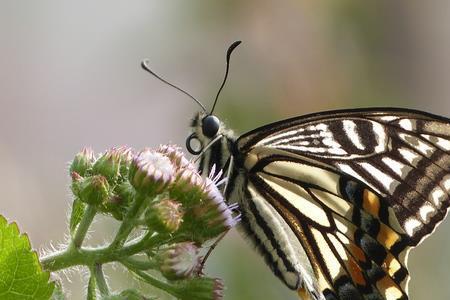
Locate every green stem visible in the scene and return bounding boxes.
[121,256,158,270]
[109,193,147,249]
[87,272,97,300]
[40,233,167,272]
[41,247,106,272]
[117,232,169,257]
[93,263,109,296]
[72,204,97,248]
[122,262,180,298]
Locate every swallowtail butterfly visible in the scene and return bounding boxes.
[143,41,450,300]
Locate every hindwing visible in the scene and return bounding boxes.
[232,151,412,299]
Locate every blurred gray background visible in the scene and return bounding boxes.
[1,1,450,299]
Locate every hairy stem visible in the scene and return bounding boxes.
[120,256,158,270]
[40,232,166,272]
[72,204,97,248]
[93,263,109,296]
[109,193,147,249]
[123,262,179,297]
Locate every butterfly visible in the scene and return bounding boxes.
[143,42,450,300]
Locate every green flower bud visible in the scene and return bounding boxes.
[158,242,201,280]
[115,181,135,204]
[177,175,239,243]
[70,147,94,176]
[170,169,205,206]
[77,175,110,205]
[92,148,122,183]
[129,149,175,196]
[116,146,134,178]
[173,277,224,300]
[197,177,239,232]
[96,181,135,220]
[146,199,184,233]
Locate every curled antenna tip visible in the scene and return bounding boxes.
[141,59,150,71]
[210,40,242,114]
[227,41,242,58]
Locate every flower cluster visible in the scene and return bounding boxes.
[67,144,239,300]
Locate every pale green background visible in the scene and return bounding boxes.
[0,1,449,299]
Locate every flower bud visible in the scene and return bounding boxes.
[174,277,224,300]
[116,146,134,178]
[158,144,194,170]
[92,148,122,183]
[158,242,201,280]
[170,168,205,206]
[178,177,239,243]
[146,199,184,233]
[129,149,175,196]
[77,175,110,205]
[199,178,239,231]
[70,147,94,177]
[115,181,135,204]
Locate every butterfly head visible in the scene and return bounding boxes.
[201,114,221,138]
[186,112,223,155]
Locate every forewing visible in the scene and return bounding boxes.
[237,108,450,245]
[244,154,411,300]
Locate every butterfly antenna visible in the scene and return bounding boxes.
[210,40,242,115]
[141,59,207,113]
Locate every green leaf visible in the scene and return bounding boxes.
[0,215,54,300]
[69,198,86,236]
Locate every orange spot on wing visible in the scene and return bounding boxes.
[347,257,366,286]
[348,243,366,263]
[363,189,380,216]
[376,275,404,300]
[382,253,402,278]
[377,223,400,250]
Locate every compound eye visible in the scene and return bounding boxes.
[202,115,220,138]
[186,133,203,155]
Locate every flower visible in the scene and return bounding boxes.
[70,147,94,176]
[146,199,184,233]
[199,177,239,230]
[129,149,175,196]
[170,168,206,206]
[158,242,202,280]
[172,168,240,243]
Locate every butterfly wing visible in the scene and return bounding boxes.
[237,108,450,246]
[231,108,450,299]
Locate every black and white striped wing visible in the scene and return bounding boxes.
[238,108,450,246]
[234,108,450,299]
